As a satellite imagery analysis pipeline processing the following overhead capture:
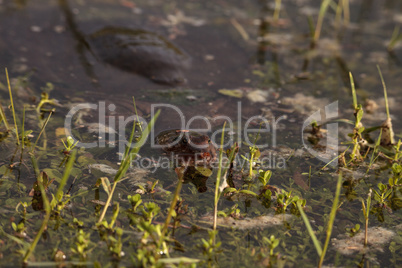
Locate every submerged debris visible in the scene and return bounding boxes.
[332,227,395,255]
[281,93,328,115]
[162,10,206,27]
[200,214,292,230]
[312,38,341,57]
[380,117,395,146]
[218,88,243,98]
[126,168,170,195]
[218,88,276,103]
[126,167,150,184]
[259,33,293,47]
[89,163,118,175]
[364,99,379,114]
[87,123,117,135]
[246,89,270,103]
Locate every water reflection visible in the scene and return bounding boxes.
[59,0,190,85]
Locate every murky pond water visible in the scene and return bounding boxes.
[1,0,402,267]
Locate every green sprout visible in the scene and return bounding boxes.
[346,224,360,237]
[258,169,272,186]
[241,145,261,179]
[62,136,79,154]
[372,183,392,207]
[36,91,59,113]
[389,163,402,186]
[277,189,303,213]
[201,230,221,262]
[263,235,280,257]
[71,229,91,261]
[128,194,143,212]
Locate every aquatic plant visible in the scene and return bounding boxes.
[297,174,342,268]
[97,107,160,223]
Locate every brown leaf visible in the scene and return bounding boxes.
[293,169,309,190]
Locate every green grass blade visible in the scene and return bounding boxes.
[349,72,357,109]
[116,109,160,183]
[162,172,183,238]
[297,201,322,256]
[342,0,350,24]
[5,68,19,144]
[123,97,143,159]
[23,174,51,263]
[273,0,282,21]
[55,149,77,202]
[32,111,53,152]
[307,16,315,39]
[388,26,401,51]
[213,122,227,231]
[30,153,40,179]
[314,0,332,43]
[377,65,390,119]
[367,129,382,173]
[319,173,343,267]
[133,97,143,132]
[21,106,25,149]
[0,98,10,130]
[98,109,160,223]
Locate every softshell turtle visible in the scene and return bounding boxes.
[59,0,190,85]
[89,26,191,85]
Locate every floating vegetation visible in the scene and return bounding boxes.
[200,214,292,230]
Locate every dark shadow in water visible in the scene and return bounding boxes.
[388,50,402,67]
[335,55,360,89]
[255,0,281,86]
[256,0,271,65]
[14,0,28,8]
[351,0,374,47]
[58,0,98,84]
[177,145,236,194]
[299,19,360,89]
[182,166,211,193]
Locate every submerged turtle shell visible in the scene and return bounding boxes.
[155,129,217,165]
[89,26,191,85]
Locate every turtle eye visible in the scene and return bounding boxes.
[208,139,211,143]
